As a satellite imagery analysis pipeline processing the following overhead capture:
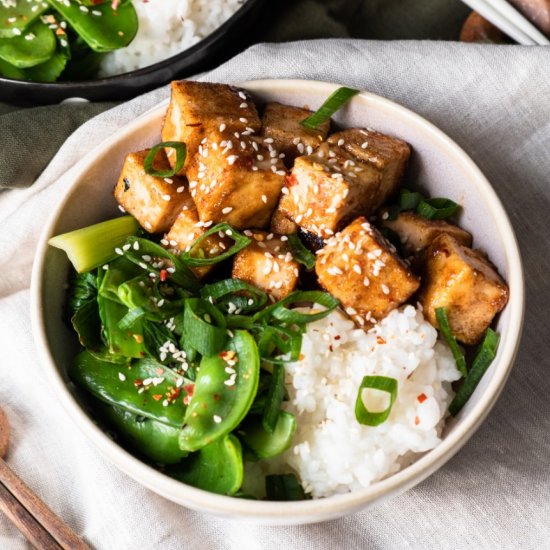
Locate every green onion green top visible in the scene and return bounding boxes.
[300,86,360,130]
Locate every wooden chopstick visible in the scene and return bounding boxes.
[0,482,62,550]
[0,459,90,550]
[460,0,550,45]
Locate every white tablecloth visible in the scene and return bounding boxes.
[1,40,549,549]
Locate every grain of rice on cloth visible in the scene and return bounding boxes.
[269,306,461,498]
[99,0,246,77]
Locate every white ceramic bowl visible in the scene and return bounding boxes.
[30,79,524,525]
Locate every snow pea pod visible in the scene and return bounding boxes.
[179,330,260,452]
[0,1,49,38]
[94,400,188,465]
[24,33,70,82]
[0,57,25,79]
[168,435,243,495]
[70,352,191,427]
[240,411,296,460]
[0,20,55,68]
[45,0,138,53]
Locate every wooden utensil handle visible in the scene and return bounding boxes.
[0,482,62,550]
[0,460,90,550]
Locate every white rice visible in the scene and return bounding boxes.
[99,0,246,77]
[279,305,461,498]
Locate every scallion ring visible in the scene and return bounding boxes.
[435,307,468,377]
[300,87,360,131]
[201,278,268,313]
[268,290,340,325]
[355,375,398,426]
[287,234,316,270]
[399,189,425,211]
[144,142,187,178]
[417,198,460,220]
[181,223,251,267]
[182,297,227,357]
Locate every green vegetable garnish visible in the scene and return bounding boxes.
[265,474,308,501]
[287,233,316,270]
[417,198,460,220]
[435,307,468,377]
[355,375,398,426]
[48,216,139,273]
[399,188,425,211]
[0,1,49,38]
[143,142,187,178]
[300,86,360,130]
[0,20,56,68]
[241,411,296,460]
[449,329,500,416]
[182,297,227,357]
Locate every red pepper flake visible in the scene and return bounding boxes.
[160,269,169,282]
[212,393,220,401]
[376,336,386,345]
[334,335,341,340]
[152,394,163,401]
[133,379,143,387]
[155,367,164,375]
[285,174,298,187]
[299,353,304,361]
[417,393,428,403]
[329,345,334,352]
[414,416,420,426]
[111,0,120,9]
[184,384,195,397]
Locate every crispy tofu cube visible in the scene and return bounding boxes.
[316,217,420,327]
[276,143,383,239]
[186,132,286,229]
[419,234,509,345]
[270,209,298,235]
[113,149,189,233]
[164,197,230,279]
[161,81,261,174]
[261,102,330,165]
[328,128,410,205]
[381,210,472,257]
[232,231,300,300]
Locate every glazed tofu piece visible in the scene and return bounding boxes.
[327,128,410,206]
[161,81,261,174]
[419,234,509,345]
[261,102,330,165]
[113,149,189,233]
[164,197,230,279]
[316,217,420,327]
[186,131,286,229]
[270,209,298,235]
[276,142,383,239]
[232,231,300,300]
[381,210,472,257]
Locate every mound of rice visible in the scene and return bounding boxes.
[281,305,461,498]
[99,0,246,77]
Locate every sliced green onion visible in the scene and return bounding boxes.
[399,189,425,211]
[48,216,139,273]
[258,326,302,364]
[355,375,398,426]
[143,142,186,178]
[449,329,500,416]
[265,474,308,501]
[201,278,267,314]
[183,298,227,357]
[300,86,360,131]
[262,364,286,433]
[435,307,467,377]
[124,237,200,293]
[287,234,315,270]
[268,291,340,325]
[241,411,296,460]
[117,306,146,330]
[417,198,460,220]
[181,223,251,267]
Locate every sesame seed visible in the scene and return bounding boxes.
[381,284,390,295]
[115,247,123,255]
[162,194,171,201]
[261,194,267,204]
[222,207,233,214]
[240,102,248,108]
[213,415,222,423]
[238,91,247,100]
[118,372,126,381]
[337,139,345,146]
[219,123,226,132]
[363,277,370,287]
[239,117,248,123]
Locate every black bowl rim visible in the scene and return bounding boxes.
[0,0,260,89]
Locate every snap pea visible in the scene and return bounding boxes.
[179,330,260,452]
[70,352,191,427]
[167,435,243,496]
[0,1,49,38]
[0,20,55,68]
[24,33,70,83]
[0,57,25,79]
[45,0,138,53]
[94,400,188,465]
[240,411,296,460]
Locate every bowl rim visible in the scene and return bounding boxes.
[30,79,525,523]
[0,0,262,89]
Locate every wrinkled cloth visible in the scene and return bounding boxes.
[1,39,550,549]
[0,0,471,188]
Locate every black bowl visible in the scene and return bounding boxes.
[0,0,266,106]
